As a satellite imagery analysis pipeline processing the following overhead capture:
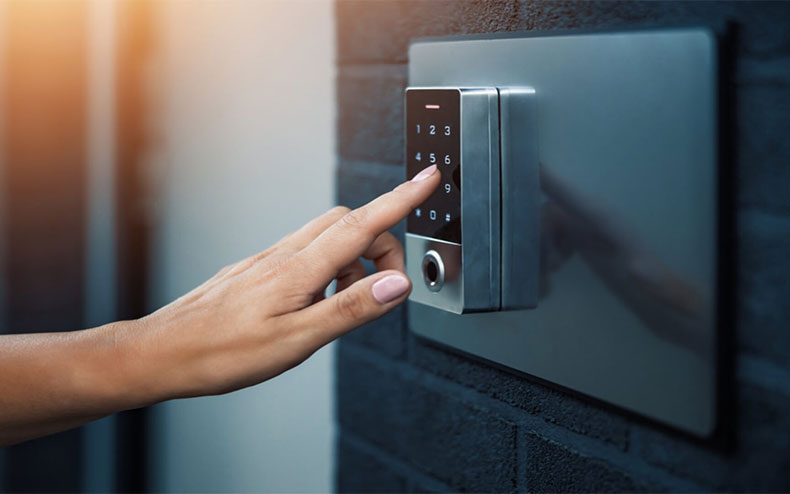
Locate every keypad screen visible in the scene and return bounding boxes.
[406,89,461,243]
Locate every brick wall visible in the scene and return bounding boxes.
[334,1,790,491]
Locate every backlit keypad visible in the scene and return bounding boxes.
[406,89,461,243]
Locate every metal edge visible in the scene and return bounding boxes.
[459,88,499,311]
[499,87,539,310]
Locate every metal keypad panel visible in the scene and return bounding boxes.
[405,86,500,314]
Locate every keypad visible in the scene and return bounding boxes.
[406,89,461,243]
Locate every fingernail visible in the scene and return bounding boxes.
[371,274,410,304]
[411,164,437,182]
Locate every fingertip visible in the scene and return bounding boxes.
[410,164,438,182]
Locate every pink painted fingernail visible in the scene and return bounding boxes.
[411,164,437,182]
[371,274,410,304]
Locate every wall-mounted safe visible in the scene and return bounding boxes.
[405,29,720,438]
[405,87,539,313]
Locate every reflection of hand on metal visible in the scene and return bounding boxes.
[539,165,709,359]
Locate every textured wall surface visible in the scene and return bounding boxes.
[334,1,790,492]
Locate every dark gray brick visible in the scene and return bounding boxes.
[738,211,790,366]
[632,382,790,491]
[337,343,519,493]
[338,433,454,493]
[524,432,653,493]
[337,0,523,65]
[410,335,630,450]
[737,85,790,214]
[337,1,790,66]
[337,66,406,165]
[341,305,406,359]
[337,436,409,493]
[523,1,790,59]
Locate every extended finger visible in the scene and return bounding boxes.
[280,206,351,251]
[296,164,439,285]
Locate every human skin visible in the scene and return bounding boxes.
[0,164,440,447]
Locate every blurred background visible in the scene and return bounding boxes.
[0,1,336,492]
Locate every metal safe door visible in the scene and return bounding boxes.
[407,29,718,436]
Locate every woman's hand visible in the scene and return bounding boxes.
[0,164,440,446]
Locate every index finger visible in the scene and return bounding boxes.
[297,164,440,284]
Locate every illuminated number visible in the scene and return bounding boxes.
[444,125,451,136]
[429,210,437,220]
[429,124,436,135]
[415,152,421,162]
[429,153,436,164]
[416,124,421,134]
[444,154,451,165]
[444,183,451,193]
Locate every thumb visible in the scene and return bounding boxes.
[286,270,412,348]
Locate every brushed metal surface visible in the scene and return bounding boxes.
[406,233,463,314]
[500,87,540,310]
[408,29,718,436]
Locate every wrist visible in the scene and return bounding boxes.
[78,319,175,412]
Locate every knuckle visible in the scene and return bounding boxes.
[334,288,369,322]
[340,208,368,230]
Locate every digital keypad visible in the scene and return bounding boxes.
[406,89,462,244]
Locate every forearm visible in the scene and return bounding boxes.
[0,321,168,446]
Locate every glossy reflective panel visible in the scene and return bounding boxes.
[408,29,718,436]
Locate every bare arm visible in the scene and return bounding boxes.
[0,164,440,446]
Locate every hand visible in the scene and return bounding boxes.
[0,164,438,446]
[120,164,441,402]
